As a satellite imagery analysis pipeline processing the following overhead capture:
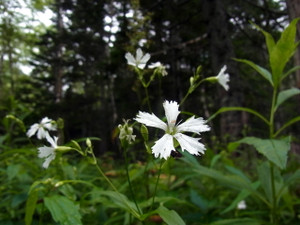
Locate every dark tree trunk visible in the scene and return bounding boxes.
[204,0,245,139]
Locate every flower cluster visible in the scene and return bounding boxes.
[27,117,58,168]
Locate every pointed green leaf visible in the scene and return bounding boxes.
[208,106,269,126]
[99,191,141,218]
[257,162,273,202]
[274,116,300,137]
[275,88,300,111]
[25,190,39,225]
[251,22,275,56]
[221,182,260,214]
[181,153,269,206]
[285,169,300,185]
[238,137,290,169]
[234,58,273,86]
[44,195,82,225]
[269,18,300,86]
[156,205,185,225]
[282,65,300,81]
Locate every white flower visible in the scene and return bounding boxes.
[38,135,58,168]
[27,117,56,140]
[135,100,210,159]
[216,65,230,91]
[125,48,151,69]
[148,62,168,76]
[237,200,247,210]
[148,62,162,69]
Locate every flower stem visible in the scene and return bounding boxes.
[150,160,164,211]
[269,87,278,224]
[144,87,152,112]
[270,162,278,224]
[124,148,142,214]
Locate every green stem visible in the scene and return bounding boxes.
[180,79,206,106]
[270,162,277,224]
[144,87,152,112]
[124,148,142,214]
[90,151,141,219]
[150,160,164,211]
[269,87,277,138]
[269,87,278,224]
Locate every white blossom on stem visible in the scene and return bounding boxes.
[216,65,230,91]
[27,117,56,140]
[125,48,151,69]
[38,135,58,168]
[135,100,210,159]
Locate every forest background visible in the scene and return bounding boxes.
[1,0,300,153]
[1,0,300,224]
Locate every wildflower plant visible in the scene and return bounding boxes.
[21,19,300,225]
[26,117,57,140]
[186,18,300,225]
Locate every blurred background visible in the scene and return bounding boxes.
[1,0,299,155]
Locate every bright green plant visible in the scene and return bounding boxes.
[192,18,300,224]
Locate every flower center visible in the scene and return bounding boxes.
[166,125,177,135]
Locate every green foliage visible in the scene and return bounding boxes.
[237,137,290,169]
[155,205,186,225]
[44,195,82,225]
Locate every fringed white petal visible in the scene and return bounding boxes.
[42,153,56,168]
[216,65,230,91]
[174,133,206,156]
[151,134,174,159]
[177,116,210,134]
[163,100,180,128]
[38,146,55,158]
[26,124,39,137]
[135,111,167,131]
[37,128,48,140]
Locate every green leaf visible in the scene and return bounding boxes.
[44,195,82,225]
[275,88,300,111]
[282,65,300,81]
[257,162,273,202]
[156,205,185,225]
[251,22,275,57]
[257,161,285,204]
[210,218,261,225]
[25,190,39,225]
[208,106,269,125]
[181,156,268,205]
[274,116,300,137]
[238,137,290,169]
[99,190,141,219]
[221,181,260,214]
[269,18,300,86]
[234,58,273,86]
[7,164,21,180]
